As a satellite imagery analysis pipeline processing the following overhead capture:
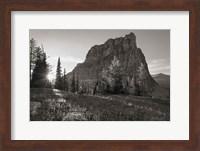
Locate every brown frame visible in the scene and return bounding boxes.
[0,0,200,151]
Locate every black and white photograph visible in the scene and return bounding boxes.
[30,30,170,121]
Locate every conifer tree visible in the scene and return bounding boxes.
[31,52,49,88]
[63,68,68,91]
[76,74,79,92]
[54,57,62,90]
[134,77,141,96]
[30,38,41,83]
[113,67,124,94]
[30,38,36,75]
[71,72,76,93]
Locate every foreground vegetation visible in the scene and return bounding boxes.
[30,88,170,121]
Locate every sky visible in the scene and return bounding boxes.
[30,30,170,80]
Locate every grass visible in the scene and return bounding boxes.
[30,88,170,121]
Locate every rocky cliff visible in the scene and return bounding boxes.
[66,32,157,96]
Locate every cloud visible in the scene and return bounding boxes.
[147,58,170,75]
[147,59,165,69]
[149,58,166,64]
[150,66,170,72]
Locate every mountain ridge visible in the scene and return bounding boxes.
[151,73,170,98]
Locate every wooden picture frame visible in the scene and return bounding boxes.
[0,0,199,150]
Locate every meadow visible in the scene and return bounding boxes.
[30,88,170,121]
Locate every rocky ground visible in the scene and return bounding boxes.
[30,88,170,121]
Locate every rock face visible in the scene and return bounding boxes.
[66,32,157,96]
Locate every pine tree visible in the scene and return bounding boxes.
[71,72,76,93]
[93,79,98,95]
[113,67,124,94]
[63,68,68,91]
[55,57,63,90]
[134,77,141,96]
[30,38,36,74]
[30,38,47,87]
[31,52,49,88]
[76,74,79,92]
[30,38,39,83]
[41,53,49,87]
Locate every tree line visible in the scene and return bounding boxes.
[30,38,51,88]
[54,57,79,93]
[30,38,78,92]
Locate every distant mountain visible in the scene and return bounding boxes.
[152,73,170,89]
[152,73,170,99]
[66,32,157,96]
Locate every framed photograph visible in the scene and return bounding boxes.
[0,0,199,151]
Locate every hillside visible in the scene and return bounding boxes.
[152,73,170,99]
